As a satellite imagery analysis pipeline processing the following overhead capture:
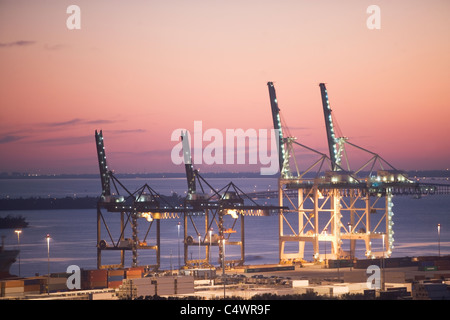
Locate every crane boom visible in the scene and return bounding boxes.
[181,130,196,194]
[95,130,111,197]
[319,83,341,171]
[267,82,291,178]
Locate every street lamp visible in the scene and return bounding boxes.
[198,234,201,266]
[438,224,441,257]
[222,239,226,298]
[46,234,51,294]
[324,228,327,268]
[381,234,385,291]
[348,223,353,271]
[14,230,22,277]
[170,250,173,275]
[177,222,181,270]
[209,228,213,284]
[209,228,213,264]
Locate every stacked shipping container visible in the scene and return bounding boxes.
[81,269,108,289]
[116,276,195,299]
[0,267,194,298]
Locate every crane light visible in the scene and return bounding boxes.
[226,209,239,219]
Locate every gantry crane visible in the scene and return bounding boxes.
[180,131,285,268]
[95,130,184,270]
[267,82,441,265]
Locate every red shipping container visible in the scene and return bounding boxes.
[108,280,123,289]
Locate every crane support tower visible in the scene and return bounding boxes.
[267,82,440,265]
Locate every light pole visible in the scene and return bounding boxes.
[209,228,213,264]
[381,234,385,291]
[438,224,441,257]
[46,234,51,294]
[170,250,173,275]
[198,234,201,267]
[324,228,327,268]
[14,230,22,277]
[209,228,213,284]
[177,222,181,271]
[348,223,353,271]
[222,239,226,299]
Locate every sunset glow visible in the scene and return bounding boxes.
[1,1,449,174]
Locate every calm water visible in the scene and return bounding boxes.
[1,178,449,278]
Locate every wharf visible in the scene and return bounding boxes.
[1,256,450,300]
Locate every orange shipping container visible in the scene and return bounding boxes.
[108,269,125,276]
[108,280,123,289]
[24,284,41,292]
[3,280,24,288]
[126,271,142,279]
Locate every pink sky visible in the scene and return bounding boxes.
[0,0,449,174]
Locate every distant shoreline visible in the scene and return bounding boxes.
[1,170,449,179]
[0,196,99,211]
[0,194,185,211]
[1,170,449,210]
[0,172,272,179]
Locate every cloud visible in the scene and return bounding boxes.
[86,119,117,125]
[34,135,93,146]
[111,148,171,157]
[0,40,36,48]
[45,118,83,127]
[42,118,117,127]
[0,135,27,144]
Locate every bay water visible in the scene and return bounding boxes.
[0,177,449,278]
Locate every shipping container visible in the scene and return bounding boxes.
[435,261,450,271]
[24,284,41,293]
[419,266,438,271]
[2,279,24,287]
[50,272,70,278]
[2,286,24,297]
[108,269,125,276]
[354,259,376,269]
[328,259,353,268]
[130,277,154,286]
[125,271,142,279]
[82,269,108,281]
[292,280,309,287]
[23,278,44,286]
[108,280,123,289]
[136,286,156,297]
[419,260,435,267]
[107,275,124,282]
